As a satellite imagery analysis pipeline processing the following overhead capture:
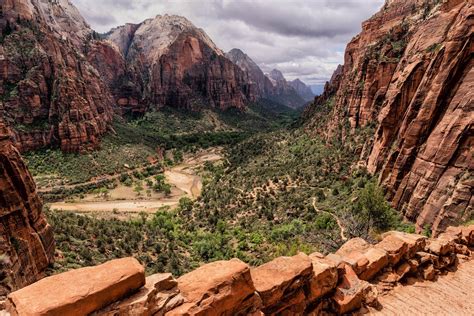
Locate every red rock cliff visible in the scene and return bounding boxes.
[0,122,54,296]
[306,0,473,234]
[104,15,255,113]
[0,0,115,152]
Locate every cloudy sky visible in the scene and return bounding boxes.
[71,0,384,90]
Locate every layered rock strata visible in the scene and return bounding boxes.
[0,0,114,152]
[0,123,54,297]
[103,15,255,113]
[4,225,474,315]
[306,0,473,234]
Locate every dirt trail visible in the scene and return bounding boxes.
[49,148,221,214]
[312,198,347,241]
[369,260,474,315]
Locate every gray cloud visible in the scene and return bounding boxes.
[71,0,384,85]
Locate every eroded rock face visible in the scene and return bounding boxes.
[105,15,254,112]
[225,48,274,100]
[0,0,114,152]
[306,0,473,234]
[0,123,54,296]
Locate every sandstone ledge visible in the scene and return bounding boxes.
[6,258,145,316]
[3,225,473,316]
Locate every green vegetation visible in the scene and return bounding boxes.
[25,103,296,184]
[48,115,409,274]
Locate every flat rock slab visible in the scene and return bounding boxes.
[6,258,145,316]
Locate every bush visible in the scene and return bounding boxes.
[351,182,398,232]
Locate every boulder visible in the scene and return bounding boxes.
[95,273,183,316]
[422,264,436,281]
[167,259,260,316]
[415,251,439,267]
[378,262,412,284]
[426,239,454,256]
[333,264,372,314]
[461,225,474,246]
[336,238,371,257]
[251,253,312,314]
[382,232,427,257]
[6,258,145,316]
[376,234,408,265]
[308,253,338,301]
[358,248,389,281]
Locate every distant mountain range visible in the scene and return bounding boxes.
[226,49,314,109]
[0,0,314,152]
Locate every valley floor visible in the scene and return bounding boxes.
[47,148,222,219]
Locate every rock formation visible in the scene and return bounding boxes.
[0,0,114,152]
[225,48,274,99]
[3,225,474,315]
[1,2,261,151]
[267,69,307,108]
[0,122,54,297]
[306,0,473,234]
[289,78,315,102]
[101,15,255,113]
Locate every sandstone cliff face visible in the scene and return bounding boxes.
[0,122,54,296]
[307,0,473,234]
[0,0,114,152]
[104,15,255,112]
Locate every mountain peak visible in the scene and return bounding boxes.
[268,69,286,82]
[227,48,246,57]
[107,13,222,59]
[289,78,314,102]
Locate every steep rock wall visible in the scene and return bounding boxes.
[103,15,255,113]
[307,0,473,234]
[0,122,54,296]
[0,0,114,152]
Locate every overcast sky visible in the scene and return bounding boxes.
[71,0,384,87]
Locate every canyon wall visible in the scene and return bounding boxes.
[0,0,114,152]
[100,15,255,114]
[306,0,473,234]
[1,4,258,151]
[3,225,473,315]
[0,122,54,297]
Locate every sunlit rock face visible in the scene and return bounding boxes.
[306,0,473,234]
[104,14,255,113]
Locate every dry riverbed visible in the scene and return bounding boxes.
[47,148,222,218]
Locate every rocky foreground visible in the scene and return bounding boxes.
[2,225,473,315]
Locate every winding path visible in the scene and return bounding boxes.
[312,198,348,241]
